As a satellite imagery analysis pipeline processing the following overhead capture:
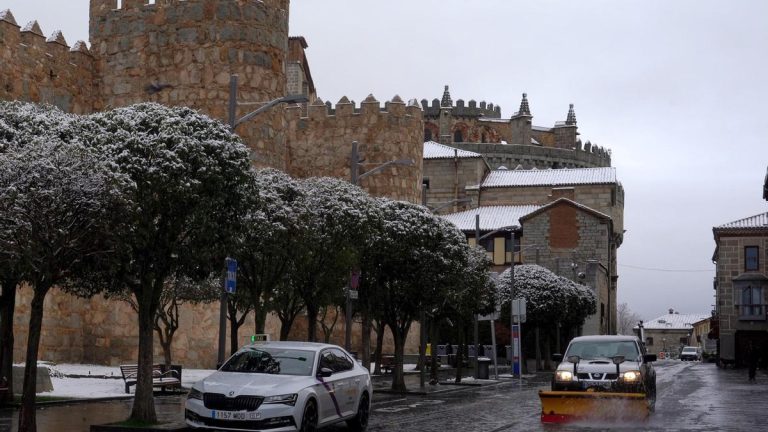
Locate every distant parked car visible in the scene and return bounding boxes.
[680,346,701,361]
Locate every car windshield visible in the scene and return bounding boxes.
[565,340,640,361]
[682,347,697,353]
[221,347,316,376]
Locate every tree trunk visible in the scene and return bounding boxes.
[429,321,439,384]
[306,304,318,342]
[279,316,294,341]
[390,326,406,392]
[0,280,17,405]
[228,307,240,355]
[18,286,50,432]
[361,310,372,372]
[255,307,268,335]
[129,292,158,423]
[455,321,464,384]
[543,331,552,371]
[373,321,385,375]
[535,326,541,371]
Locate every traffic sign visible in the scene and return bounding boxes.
[349,290,359,300]
[225,257,237,294]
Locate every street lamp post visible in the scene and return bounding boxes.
[346,140,415,353]
[217,74,308,367]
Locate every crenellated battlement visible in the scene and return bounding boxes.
[0,10,95,113]
[287,94,423,122]
[420,98,502,119]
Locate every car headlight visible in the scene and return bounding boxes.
[187,388,203,400]
[263,393,298,406]
[621,371,641,383]
[555,370,574,382]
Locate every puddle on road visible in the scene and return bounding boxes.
[0,396,184,432]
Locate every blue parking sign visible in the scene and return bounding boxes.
[225,258,237,293]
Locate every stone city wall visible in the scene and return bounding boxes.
[285,95,424,203]
[12,286,414,368]
[89,0,290,169]
[0,11,96,114]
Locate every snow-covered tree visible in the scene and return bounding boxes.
[233,168,305,338]
[85,103,251,423]
[364,200,476,391]
[0,101,79,406]
[0,136,127,432]
[497,264,597,370]
[290,177,379,342]
[497,264,596,327]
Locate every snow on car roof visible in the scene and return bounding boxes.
[570,335,640,343]
[240,341,339,352]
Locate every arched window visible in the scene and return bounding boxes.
[481,133,486,143]
[424,128,432,142]
[454,130,463,143]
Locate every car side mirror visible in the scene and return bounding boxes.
[552,353,563,363]
[317,367,333,378]
[643,354,657,363]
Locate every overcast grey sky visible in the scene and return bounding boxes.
[5,0,768,321]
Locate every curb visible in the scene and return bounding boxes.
[90,422,188,432]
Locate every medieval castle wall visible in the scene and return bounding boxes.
[285,95,424,203]
[0,11,96,114]
[2,0,426,368]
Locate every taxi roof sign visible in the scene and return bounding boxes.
[250,334,271,344]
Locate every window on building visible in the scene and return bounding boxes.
[424,128,432,142]
[478,236,494,252]
[504,236,521,253]
[454,130,463,143]
[739,284,764,319]
[645,337,654,346]
[745,246,759,271]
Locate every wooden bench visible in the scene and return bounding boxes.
[380,355,395,374]
[119,364,181,394]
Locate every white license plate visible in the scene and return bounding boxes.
[582,380,610,389]
[212,410,261,421]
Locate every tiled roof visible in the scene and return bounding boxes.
[715,213,768,230]
[483,167,617,188]
[423,141,482,159]
[440,205,540,231]
[639,313,709,330]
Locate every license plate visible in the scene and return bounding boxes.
[582,380,610,389]
[212,410,261,421]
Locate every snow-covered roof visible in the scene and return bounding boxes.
[715,212,768,230]
[520,198,611,222]
[478,117,508,123]
[423,141,482,159]
[639,313,710,330]
[483,167,617,188]
[440,205,540,231]
[532,125,551,132]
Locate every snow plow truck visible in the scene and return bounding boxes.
[539,335,657,423]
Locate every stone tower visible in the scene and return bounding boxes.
[88,0,291,168]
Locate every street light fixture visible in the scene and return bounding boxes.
[217,74,309,367]
[346,140,415,354]
[228,74,308,130]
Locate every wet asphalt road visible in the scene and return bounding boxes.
[0,360,764,431]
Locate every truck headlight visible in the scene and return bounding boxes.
[621,371,641,383]
[263,393,298,406]
[555,370,574,382]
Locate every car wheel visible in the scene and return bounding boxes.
[300,400,318,432]
[647,383,656,412]
[347,393,370,431]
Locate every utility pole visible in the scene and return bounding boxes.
[217,74,307,367]
[474,215,481,379]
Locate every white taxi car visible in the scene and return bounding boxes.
[185,341,372,431]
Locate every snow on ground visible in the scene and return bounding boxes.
[35,363,216,399]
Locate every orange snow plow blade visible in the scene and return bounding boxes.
[539,390,649,423]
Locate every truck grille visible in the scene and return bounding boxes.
[577,373,618,380]
[203,393,264,411]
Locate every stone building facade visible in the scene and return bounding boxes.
[713,212,768,366]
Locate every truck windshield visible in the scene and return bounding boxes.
[565,341,639,361]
